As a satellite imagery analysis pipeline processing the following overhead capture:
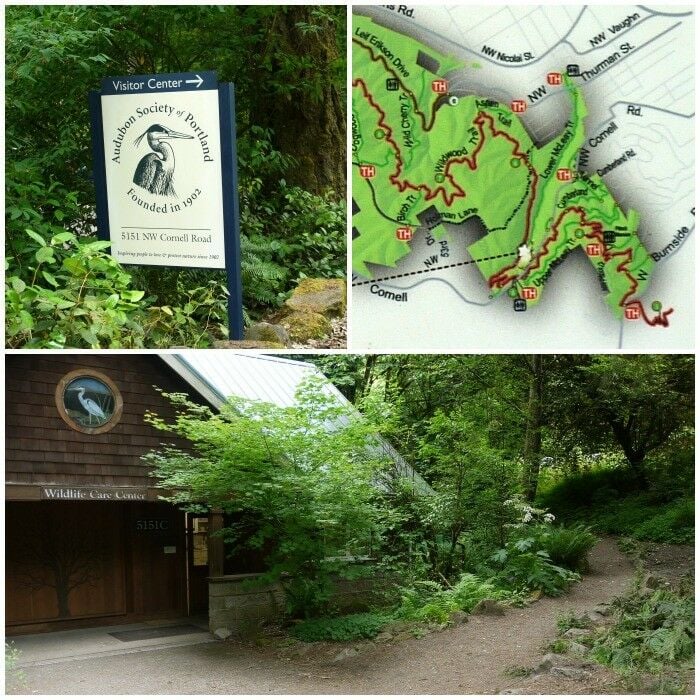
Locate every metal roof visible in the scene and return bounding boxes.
[159,352,430,493]
[161,352,330,409]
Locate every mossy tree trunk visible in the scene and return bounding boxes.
[522,354,544,502]
[250,7,345,197]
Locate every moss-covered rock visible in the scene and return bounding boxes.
[283,278,346,318]
[244,322,291,347]
[281,310,331,342]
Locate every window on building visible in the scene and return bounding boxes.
[56,369,123,434]
[191,517,209,566]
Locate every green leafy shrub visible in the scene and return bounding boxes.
[548,638,570,654]
[394,574,518,624]
[591,588,694,674]
[557,610,593,633]
[567,495,694,545]
[540,462,694,546]
[539,465,640,513]
[492,538,580,596]
[283,575,334,620]
[532,525,598,572]
[141,278,230,348]
[451,573,515,612]
[394,580,457,624]
[272,185,346,281]
[239,177,346,313]
[5,228,234,348]
[291,612,391,642]
[400,592,459,624]
[146,380,382,621]
[5,641,26,693]
[6,229,147,348]
[630,498,694,545]
[643,428,695,501]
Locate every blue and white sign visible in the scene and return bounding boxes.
[89,71,243,338]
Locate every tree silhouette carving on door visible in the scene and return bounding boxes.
[6,502,125,622]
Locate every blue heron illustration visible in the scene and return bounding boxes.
[67,387,108,425]
[132,124,193,197]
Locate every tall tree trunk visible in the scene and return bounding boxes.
[358,355,377,400]
[608,414,649,488]
[253,7,345,197]
[522,355,544,502]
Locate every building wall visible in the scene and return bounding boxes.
[6,354,199,489]
[5,354,200,632]
[208,573,378,638]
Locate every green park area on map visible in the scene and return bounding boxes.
[352,15,655,318]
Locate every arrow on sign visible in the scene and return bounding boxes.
[185,74,204,88]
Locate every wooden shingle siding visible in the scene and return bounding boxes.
[5,355,200,489]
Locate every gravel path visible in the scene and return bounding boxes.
[16,538,635,695]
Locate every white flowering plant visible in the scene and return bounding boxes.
[500,494,597,577]
[503,494,556,528]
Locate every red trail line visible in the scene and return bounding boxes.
[352,38,438,132]
[623,300,674,327]
[353,80,537,215]
[498,206,651,317]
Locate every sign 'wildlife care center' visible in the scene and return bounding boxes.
[89,70,243,338]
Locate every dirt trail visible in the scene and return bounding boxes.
[17,538,635,695]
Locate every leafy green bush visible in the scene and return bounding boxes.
[6,229,147,348]
[539,465,640,513]
[557,610,594,634]
[396,581,460,624]
[5,228,234,348]
[492,537,580,596]
[643,428,695,501]
[591,588,694,674]
[573,495,694,545]
[291,612,391,642]
[143,279,230,348]
[630,498,694,545]
[532,525,598,572]
[239,176,346,313]
[539,461,694,546]
[5,641,26,693]
[451,573,516,612]
[283,575,334,620]
[146,380,383,621]
[272,185,346,280]
[394,573,519,624]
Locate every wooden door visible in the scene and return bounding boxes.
[5,501,126,625]
[127,502,187,616]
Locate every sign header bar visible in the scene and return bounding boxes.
[101,71,218,95]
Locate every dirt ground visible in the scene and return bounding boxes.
[17,537,665,695]
[294,314,347,349]
[640,540,694,586]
